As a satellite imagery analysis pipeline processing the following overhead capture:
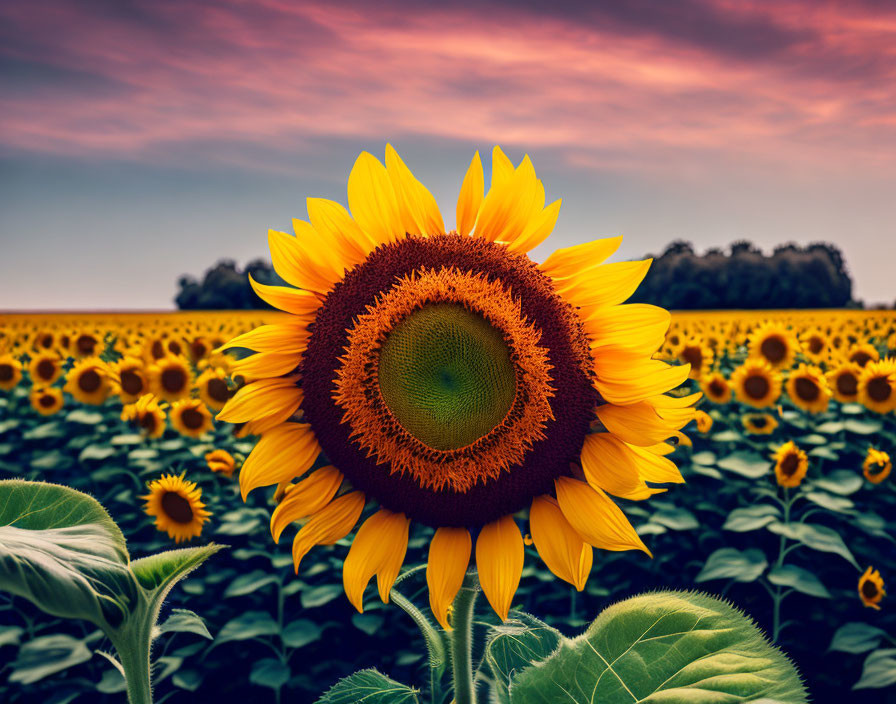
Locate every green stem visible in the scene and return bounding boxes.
[449,573,479,704]
[112,626,153,704]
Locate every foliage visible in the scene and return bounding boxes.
[174,259,284,310]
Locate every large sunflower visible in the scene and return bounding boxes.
[857,358,896,414]
[748,322,797,370]
[27,351,63,386]
[731,359,781,408]
[0,354,23,391]
[827,361,862,404]
[218,146,695,624]
[785,363,830,414]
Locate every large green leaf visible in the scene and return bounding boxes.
[767,565,830,598]
[723,505,780,532]
[316,668,420,704]
[8,633,94,685]
[696,547,767,583]
[484,611,563,704]
[0,480,136,628]
[853,649,896,689]
[829,623,887,654]
[766,522,858,569]
[716,451,771,478]
[508,591,807,703]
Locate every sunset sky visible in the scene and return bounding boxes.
[2,0,894,308]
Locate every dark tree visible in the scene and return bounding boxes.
[175,259,286,310]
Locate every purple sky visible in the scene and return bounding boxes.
[2,0,895,308]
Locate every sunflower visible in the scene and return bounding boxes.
[27,351,63,386]
[216,145,695,624]
[863,447,891,484]
[114,357,149,404]
[188,336,211,364]
[142,473,211,543]
[858,567,886,610]
[29,387,64,416]
[170,398,214,438]
[64,357,112,405]
[206,449,237,477]
[196,367,232,411]
[785,363,831,414]
[772,441,808,488]
[121,394,167,439]
[700,372,731,404]
[742,413,778,435]
[846,342,879,368]
[857,358,896,414]
[827,361,862,404]
[31,329,58,353]
[800,328,828,364]
[147,354,193,402]
[694,410,713,434]
[70,330,102,359]
[749,322,796,370]
[0,354,24,391]
[675,338,713,379]
[731,359,781,408]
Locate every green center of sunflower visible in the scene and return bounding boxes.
[377,303,516,451]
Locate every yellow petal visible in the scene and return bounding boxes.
[306,197,374,262]
[292,218,348,279]
[385,144,445,237]
[456,151,483,236]
[530,495,592,591]
[593,354,691,405]
[506,198,562,253]
[474,155,539,245]
[292,491,365,573]
[645,391,703,409]
[268,229,339,294]
[230,351,302,380]
[270,466,344,542]
[427,527,471,629]
[343,509,410,612]
[595,402,690,447]
[248,274,323,316]
[220,324,309,353]
[490,145,515,190]
[539,236,623,280]
[239,423,320,500]
[558,259,652,309]
[580,433,657,500]
[217,376,302,424]
[584,304,671,356]
[623,442,685,484]
[555,477,651,556]
[347,152,403,246]
[475,515,524,621]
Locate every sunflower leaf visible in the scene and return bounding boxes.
[130,543,225,597]
[695,547,768,583]
[853,649,896,689]
[315,668,420,704]
[508,591,807,704]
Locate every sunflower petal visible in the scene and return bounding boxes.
[476,515,524,621]
[539,236,623,280]
[427,527,471,629]
[230,351,302,380]
[270,466,344,542]
[594,354,691,405]
[385,144,445,237]
[239,423,320,499]
[248,274,323,316]
[217,376,302,424]
[624,442,685,484]
[347,151,403,246]
[343,509,410,612]
[596,401,691,447]
[474,155,539,245]
[268,229,339,294]
[306,197,374,262]
[292,491,365,573]
[555,477,651,556]
[506,198,562,253]
[530,495,592,591]
[584,304,671,355]
[490,145,515,190]
[456,151,484,236]
[580,433,658,500]
[558,259,652,309]
[220,324,309,353]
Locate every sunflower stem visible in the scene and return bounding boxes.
[449,572,479,704]
[110,620,154,704]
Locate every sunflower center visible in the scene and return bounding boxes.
[121,370,144,395]
[867,461,888,477]
[708,380,726,397]
[181,408,205,430]
[36,359,56,381]
[40,335,53,349]
[750,415,768,428]
[168,341,183,356]
[378,303,516,451]
[780,453,799,477]
[39,394,56,408]
[151,340,165,359]
[207,378,230,403]
[794,377,820,402]
[808,337,823,354]
[680,346,703,371]
[191,339,208,359]
[837,372,858,396]
[861,580,879,599]
[161,368,187,393]
[851,351,872,367]
[744,374,769,399]
[161,492,194,524]
[0,364,14,382]
[78,369,101,393]
[77,334,97,355]
[760,337,786,363]
[140,413,157,434]
[867,377,891,402]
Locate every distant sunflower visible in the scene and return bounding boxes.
[742,413,778,435]
[114,357,149,404]
[800,329,828,364]
[772,441,808,488]
[749,322,796,370]
[846,343,879,368]
[827,362,862,404]
[28,351,63,386]
[694,410,713,434]
[858,567,886,610]
[64,358,111,405]
[0,354,23,391]
[206,449,237,477]
[148,354,193,402]
[857,358,896,414]
[188,336,211,364]
[170,398,214,438]
[863,447,891,484]
[29,387,64,416]
[700,372,731,404]
[676,338,713,379]
[142,473,211,543]
[196,367,232,412]
[121,394,167,439]
[71,331,102,359]
[731,359,781,408]
[785,363,831,414]
[216,145,695,624]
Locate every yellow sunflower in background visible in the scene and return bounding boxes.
[142,473,211,543]
[749,322,797,370]
[70,330,102,359]
[731,359,781,408]
[196,367,232,411]
[217,145,696,625]
[827,361,862,404]
[858,567,886,610]
[675,338,713,379]
[206,449,237,477]
[170,398,214,438]
[800,328,828,364]
[114,357,149,404]
[147,354,193,402]
[742,413,778,435]
[64,357,112,405]
[0,354,23,391]
[121,394,167,439]
[785,363,831,414]
[857,358,896,414]
[29,387,64,416]
[846,342,879,368]
[694,410,713,434]
[773,441,808,488]
[863,447,891,484]
[700,372,731,404]
[27,351,63,386]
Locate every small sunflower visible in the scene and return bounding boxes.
[0,354,23,391]
[700,372,731,404]
[785,363,831,414]
[121,394,167,439]
[196,367,232,412]
[27,352,63,386]
[863,447,892,484]
[846,343,879,368]
[188,336,211,364]
[148,354,193,402]
[216,145,695,624]
[206,449,237,477]
[694,409,713,434]
[170,398,214,438]
[827,361,862,404]
[749,322,797,370]
[29,387,64,416]
[742,413,778,435]
[676,338,713,379]
[857,358,896,414]
[70,330,102,359]
[64,358,112,405]
[142,473,211,543]
[800,329,828,364]
[731,359,781,408]
[115,357,149,404]
[772,441,808,488]
[858,567,886,610]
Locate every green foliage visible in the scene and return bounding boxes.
[484,611,562,704]
[315,668,421,704]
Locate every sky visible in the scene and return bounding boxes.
[1,0,894,309]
